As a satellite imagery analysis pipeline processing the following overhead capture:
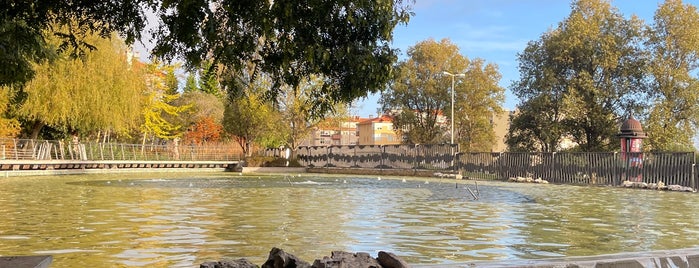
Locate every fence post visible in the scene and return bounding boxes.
[498,152,503,180]
[693,152,696,191]
[381,145,386,169]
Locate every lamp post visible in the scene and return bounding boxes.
[443,71,466,144]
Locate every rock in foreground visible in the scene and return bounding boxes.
[201,248,410,268]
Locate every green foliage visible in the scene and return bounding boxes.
[381,38,504,149]
[508,0,647,152]
[244,156,302,167]
[163,64,180,96]
[183,74,199,93]
[11,30,144,139]
[171,91,225,131]
[152,0,412,117]
[643,0,699,152]
[140,62,192,140]
[381,39,463,144]
[198,61,222,97]
[223,81,284,156]
[0,1,148,87]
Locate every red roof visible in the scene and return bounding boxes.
[358,115,393,125]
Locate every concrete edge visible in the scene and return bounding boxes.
[413,247,699,267]
[242,167,307,174]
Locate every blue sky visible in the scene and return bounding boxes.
[353,0,692,117]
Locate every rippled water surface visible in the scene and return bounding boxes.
[0,172,698,267]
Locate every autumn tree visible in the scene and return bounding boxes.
[643,0,699,151]
[223,88,283,156]
[184,116,223,145]
[0,90,20,138]
[139,61,191,143]
[381,39,463,144]
[5,1,412,118]
[10,29,144,139]
[508,0,647,152]
[455,59,505,152]
[381,38,504,149]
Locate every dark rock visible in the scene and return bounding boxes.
[200,258,258,268]
[376,252,410,268]
[261,247,312,268]
[312,251,381,268]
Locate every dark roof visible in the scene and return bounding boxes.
[617,116,647,138]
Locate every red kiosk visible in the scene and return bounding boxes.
[616,116,647,182]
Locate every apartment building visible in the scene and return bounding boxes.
[357,115,401,145]
[300,116,368,146]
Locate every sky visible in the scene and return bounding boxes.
[352,0,696,117]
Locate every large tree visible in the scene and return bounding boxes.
[381,38,504,148]
[3,1,411,115]
[381,39,464,144]
[643,0,699,151]
[456,58,504,152]
[508,0,647,152]
[10,30,144,140]
[1,1,148,86]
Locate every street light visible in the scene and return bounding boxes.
[443,71,466,144]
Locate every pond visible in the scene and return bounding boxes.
[0,172,698,267]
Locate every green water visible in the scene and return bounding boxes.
[0,172,697,267]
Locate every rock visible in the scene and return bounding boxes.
[262,247,312,268]
[200,259,258,268]
[376,251,410,268]
[312,251,381,268]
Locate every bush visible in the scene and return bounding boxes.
[244,156,302,167]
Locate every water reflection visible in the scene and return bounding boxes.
[0,173,698,267]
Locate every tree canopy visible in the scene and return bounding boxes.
[643,0,699,151]
[9,30,145,140]
[2,0,412,116]
[508,0,647,152]
[381,38,504,149]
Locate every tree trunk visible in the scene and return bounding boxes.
[29,120,44,140]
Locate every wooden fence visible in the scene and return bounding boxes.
[297,145,698,190]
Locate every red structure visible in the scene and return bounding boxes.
[616,116,647,182]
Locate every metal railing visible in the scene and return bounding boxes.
[0,139,243,161]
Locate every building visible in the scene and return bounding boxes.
[300,116,368,146]
[491,109,511,152]
[357,115,401,145]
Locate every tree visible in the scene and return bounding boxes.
[381,38,504,148]
[277,75,350,151]
[183,74,199,93]
[198,61,222,97]
[139,61,191,143]
[381,39,464,144]
[184,116,223,145]
[171,91,225,131]
[4,1,412,117]
[455,59,504,152]
[508,0,647,152]
[506,96,564,152]
[223,88,282,156]
[1,1,147,87]
[0,89,20,138]
[10,30,144,139]
[643,0,699,151]
[163,63,181,96]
